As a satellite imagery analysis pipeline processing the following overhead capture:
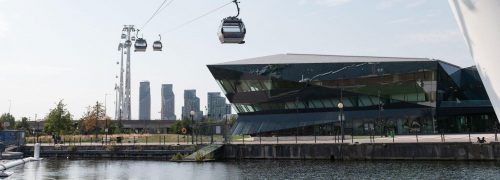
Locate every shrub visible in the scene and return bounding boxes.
[68,146,77,153]
[171,153,185,161]
[204,153,214,160]
[105,145,117,152]
[194,152,204,162]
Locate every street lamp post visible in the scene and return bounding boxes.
[95,102,99,142]
[190,110,195,145]
[338,102,344,143]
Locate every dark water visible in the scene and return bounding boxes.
[3,159,500,180]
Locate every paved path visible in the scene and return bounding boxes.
[25,133,500,146]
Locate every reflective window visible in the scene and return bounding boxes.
[222,26,243,33]
[322,99,334,108]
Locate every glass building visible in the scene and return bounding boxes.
[161,84,176,120]
[207,54,498,136]
[139,81,151,120]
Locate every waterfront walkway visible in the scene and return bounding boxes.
[24,133,499,146]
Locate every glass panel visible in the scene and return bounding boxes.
[262,80,272,90]
[218,80,235,93]
[286,102,297,109]
[331,99,340,107]
[222,26,242,33]
[308,101,316,108]
[246,80,263,91]
[343,98,353,107]
[359,96,372,106]
[312,100,324,108]
[297,102,306,109]
[322,99,334,108]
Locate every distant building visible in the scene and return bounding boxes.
[207,92,232,120]
[161,84,176,120]
[181,89,203,120]
[139,81,151,120]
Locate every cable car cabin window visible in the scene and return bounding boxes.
[153,42,162,47]
[135,42,146,46]
[222,26,243,33]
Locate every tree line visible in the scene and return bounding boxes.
[0,100,116,136]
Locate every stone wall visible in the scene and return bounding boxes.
[223,142,500,161]
[21,145,199,159]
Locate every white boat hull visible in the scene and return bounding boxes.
[449,0,500,122]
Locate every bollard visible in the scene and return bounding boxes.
[469,131,471,143]
[177,134,180,145]
[90,138,93,145]
[496,130,498,142]
[242,135,245,144]
[133,136,136,145]
[443,132,446,142]
[34,143,40,160]
[415,131,418,143]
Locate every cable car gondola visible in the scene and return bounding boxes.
[134,38,147,52]
[218,0,246,44]
[153,34,163,51]
[124,40,132,47]
[134,30,147,52]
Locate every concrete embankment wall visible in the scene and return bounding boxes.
[21,145,199,159]
[223,142,500,161]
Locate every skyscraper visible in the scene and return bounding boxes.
[181,89,203,120]
[207,92,232,120]
[161,84,176,120]
[139,81,151,120]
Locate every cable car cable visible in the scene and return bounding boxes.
[141,0,175,30]
[161,1,233,35]
[233,0,240,17]
[141,0,168,29]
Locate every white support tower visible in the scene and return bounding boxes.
[116,25,135,121]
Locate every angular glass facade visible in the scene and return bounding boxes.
[207,54,498,135]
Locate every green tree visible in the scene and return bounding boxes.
[15,117,31,133]
[0,113,15,130]
[79,102,111,134]
[44,100,73,135]
[170,119,192,134]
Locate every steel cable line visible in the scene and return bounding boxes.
[161,1,233,35]
[141,0,175,30]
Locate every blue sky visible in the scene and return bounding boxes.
[0,0,472,120]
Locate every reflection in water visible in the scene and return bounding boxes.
[4,159,500,179]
